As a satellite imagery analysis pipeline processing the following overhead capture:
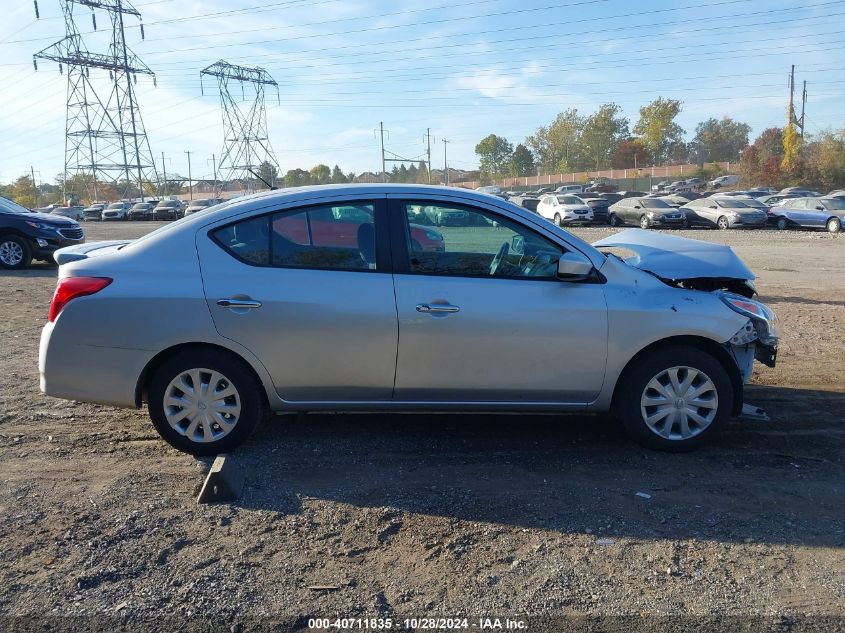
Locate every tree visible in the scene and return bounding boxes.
[633,98,684,165]
[255,161,279,188]
[782,119,802,174]
[398,164,409,183]
[284,168,312,187]
[9,175,37,208]
[416,161,429,184]
[309,164,331,185]
[739,128,784,187]
[510,144,535,176]
[611,139,649,169]
[330,165,347,183]
[527,109,584,174]
[693,117,751,162]
[475,134,513,179]
[802,129,845,192]
[580,103,629,170]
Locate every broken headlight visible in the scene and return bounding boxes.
[720,293,779,345]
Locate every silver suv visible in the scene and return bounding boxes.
[40,185,778,455]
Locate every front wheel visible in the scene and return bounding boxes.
[553,212,562,226]
[827,217,841,234]
[0,235,32,269]
[148,349,269,455]
[614,345,733,452]
[639,215,650,229]
[609,213,621,227]
[717,216,730,230]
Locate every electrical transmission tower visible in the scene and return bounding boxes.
[33,0,158,202]
[201,60,281,193]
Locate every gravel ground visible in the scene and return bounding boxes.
[0,222,843,632]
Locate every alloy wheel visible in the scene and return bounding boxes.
[827,218,841,234]
[640,366,718,440]
[0,240,24,266]
[163,368,242,443]
[717,216,729,230]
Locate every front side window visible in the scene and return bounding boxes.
[211,203,378,271]
[402,202,563,279]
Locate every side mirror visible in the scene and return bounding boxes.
[633,205,641,209]
[557,252,593,281]
[816,206,824,211]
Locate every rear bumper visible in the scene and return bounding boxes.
[39,322,150,408]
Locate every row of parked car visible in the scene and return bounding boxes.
[33,198,225,222]
[491,186,845,233]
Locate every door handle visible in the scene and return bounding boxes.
[217,298,262,309]
[416,303,460,314]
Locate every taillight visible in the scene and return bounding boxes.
[48,276,112,322]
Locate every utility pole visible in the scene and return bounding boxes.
[209,154,218,195]
[185,151,193,200]
[379,121,387,182]
[200,61,281,193]
[442,139,449,186]
[34,0,158,202]
[426,128,432,185]
[160,152,167,198]
[800,80,807,140]
[31,166,38,207]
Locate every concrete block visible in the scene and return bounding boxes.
[197,454,245,503]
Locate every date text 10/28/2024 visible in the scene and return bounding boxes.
[308,618,527,630]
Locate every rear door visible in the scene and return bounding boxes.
[196,198,399,402]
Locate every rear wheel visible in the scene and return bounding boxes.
[827,217,841,234]
[777,217,789,231]
[0,235,32,269]
[717,216,730,230]
[148,349,269,456]
[615,345,733,452]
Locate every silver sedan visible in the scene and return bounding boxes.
[40,185,779,455]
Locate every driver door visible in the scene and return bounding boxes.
[388,198,608,403]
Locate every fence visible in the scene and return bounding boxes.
[452,162,733,190]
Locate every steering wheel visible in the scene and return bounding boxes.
[489,241,510,276]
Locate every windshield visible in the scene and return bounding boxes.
[640,199,671,209]
[107,203,125,209]
[190,200,211,207]
[0,195,33,215]
[737,199,766,208]
[157,201,178,207]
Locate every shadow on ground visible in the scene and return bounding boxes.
[230,386,845,548]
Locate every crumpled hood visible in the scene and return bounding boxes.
[54,240,131,265]
[592,229,755,281]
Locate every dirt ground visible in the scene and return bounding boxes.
[0,222,843,632]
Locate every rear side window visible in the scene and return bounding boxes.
[211,203,377,271]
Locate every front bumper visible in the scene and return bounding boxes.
[28,231,85,261]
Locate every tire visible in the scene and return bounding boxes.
[0,234,32,270]
[717,216,730,230]
[777,217,789,231]
[553,212,562,227]
[614,345,733,452]
[609,214,621,227]
[827,217,841,234]
[681,216,690,229]
[147,348,269,456]
[639,215,650,230]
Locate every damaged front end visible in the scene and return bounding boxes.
[593,228,779,377]
[722,294,779,372]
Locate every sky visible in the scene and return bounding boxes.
[0,0,844,185]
